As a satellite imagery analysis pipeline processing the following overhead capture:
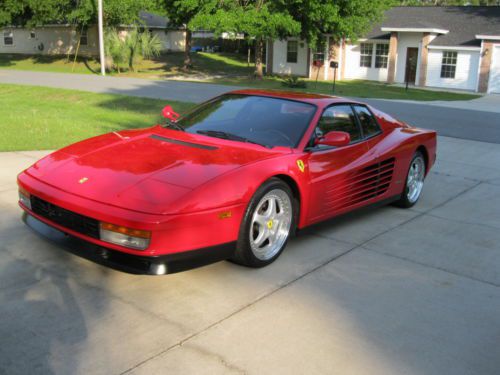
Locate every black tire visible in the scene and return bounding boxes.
[231,178,297,268]
[394,151,426,208]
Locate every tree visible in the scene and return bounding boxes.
[284,0,392,50]
[0,0,71,27]
[105,27,162,72]
[190,0,300,78]
[0,0,159,28]
[398,0,499,4]
[156,0,205,71]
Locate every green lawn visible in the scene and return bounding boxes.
[204,76,481,101]
[0,84,194,151]
[0,52,254,77]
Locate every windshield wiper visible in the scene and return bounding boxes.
[164,120,185,132]
[196,130,271,148]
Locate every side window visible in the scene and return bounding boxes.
[315,105,361,147]
[353,105,381,138]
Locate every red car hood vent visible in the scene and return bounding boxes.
[27,129,283,214]
[149,134,218,150]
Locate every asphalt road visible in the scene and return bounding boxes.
[362,98,500,144]
[1,69,499,143]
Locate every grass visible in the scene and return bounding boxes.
[0,54,101,75]
[0,53,480,101]
[0,84,194,151]
[202,76,481,101]
[0,52,254,78]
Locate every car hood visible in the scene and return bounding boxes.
[27,126,288,214]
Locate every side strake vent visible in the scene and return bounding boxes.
[150,135,218,150]
[325,157,396,211]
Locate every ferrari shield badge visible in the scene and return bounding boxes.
[296,159,305,173]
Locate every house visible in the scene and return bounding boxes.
[266,6,500,93]
[0,11,185,56]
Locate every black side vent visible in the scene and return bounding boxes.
[150,135,218,150]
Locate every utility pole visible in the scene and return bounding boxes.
[98,0,106,76]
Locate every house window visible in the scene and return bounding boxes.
[3,30,13,45]
[29,30,36,39]
[440,51,457,79]
[287,40,298,63]
[80,29,88,46]
[375,43,389,68]
[360,43,373,67]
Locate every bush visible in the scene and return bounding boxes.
[104,27,162,73]
[281,75,307,88]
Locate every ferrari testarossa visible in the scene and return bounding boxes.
[18,90,436,275]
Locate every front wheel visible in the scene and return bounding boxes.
[231,178,296,268]
[394,151,426,208]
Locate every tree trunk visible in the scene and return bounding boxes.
[254,38,264,79]
[183,29,192,71]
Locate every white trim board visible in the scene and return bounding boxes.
[381,27,449,34]
[428,45,481,51]
[476,35,500,41]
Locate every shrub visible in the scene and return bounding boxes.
[281,75,307,88]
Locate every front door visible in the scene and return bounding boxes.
[405,47,418,84]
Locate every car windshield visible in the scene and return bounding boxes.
[177,94,316,148]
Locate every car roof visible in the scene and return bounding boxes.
[227,89,363,106]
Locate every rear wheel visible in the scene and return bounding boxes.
[231,178,296,267]
[394,151,426,208]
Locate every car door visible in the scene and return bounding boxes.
[305,104,377,223]
[352,104,400,200]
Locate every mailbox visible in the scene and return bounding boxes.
[330,61,339,69]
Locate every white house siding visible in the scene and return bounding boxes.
[395,33,423,83]
[343,42,389,81]
[271,39,308,76]
[426,49,480,91]
[0,26,98,55]
[152,30,185,52]
[488,45,500,94]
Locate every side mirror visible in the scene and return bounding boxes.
[162,105,180,122]
[315,131,350,147]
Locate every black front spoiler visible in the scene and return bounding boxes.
[23,213,236,275]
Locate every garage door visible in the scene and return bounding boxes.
[489,45,500,94]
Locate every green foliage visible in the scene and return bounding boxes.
[398,0,499,5]
[0,0,160,27]
[283,0,392,48]
[281,75,307,88]
[104,29,128,72]
[189,1,300,40]
[0,0,71,27]
[104,28,162,72]
[189,1,300,77]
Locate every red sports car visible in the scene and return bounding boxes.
[18,90,436,275]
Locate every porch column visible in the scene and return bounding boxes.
[327,37,341,81]
[324,37,330,80]
[418,32,431,87]
[266,39,274,75]
[478,40,493,93]
[340,38,346,80]
[387,32,398,84]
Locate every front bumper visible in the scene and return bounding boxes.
[23,213,236,275]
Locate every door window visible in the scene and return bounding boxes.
[314,105,361,148]
[353,105,381,138]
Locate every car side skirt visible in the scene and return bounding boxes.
[23,213,236,275]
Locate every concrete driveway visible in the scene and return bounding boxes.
[1,136,500,375]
